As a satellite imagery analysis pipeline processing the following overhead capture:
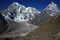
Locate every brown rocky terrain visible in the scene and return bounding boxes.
[23,14,60,40]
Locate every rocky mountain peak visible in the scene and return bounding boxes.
[45,1,59,12]
[2,2,40,22]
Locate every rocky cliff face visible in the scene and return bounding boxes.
[0,12,10,34]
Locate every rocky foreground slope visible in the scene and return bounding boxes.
[23,14,60,40]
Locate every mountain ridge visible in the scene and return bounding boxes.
[2,2,40,22]
[28,1,60,26]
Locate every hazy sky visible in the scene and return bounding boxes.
[0,0,60,11]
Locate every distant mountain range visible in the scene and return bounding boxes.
[0,1,60,27]
[0,1,60,37]
[0,2,59,24]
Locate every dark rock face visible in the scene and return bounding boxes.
[0,13,9,34]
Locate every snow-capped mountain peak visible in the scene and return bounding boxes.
[44,1,60,17]
[7,2,25,12]
[28,1,60,26]
[3,2,40,22]
[10,2,25,8]
[50,1,57,6]
[46,1,59,12]
[11,2,20,6]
